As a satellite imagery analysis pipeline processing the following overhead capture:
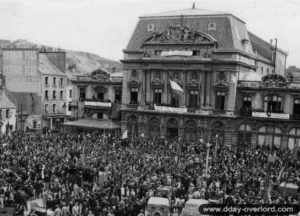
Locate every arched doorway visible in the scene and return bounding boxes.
[184,120,197,141]
[211,121,224,145]
[127,116,138,139]
[149,117,160,137]
[167,119,178,139]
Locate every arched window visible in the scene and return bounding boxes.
[257,126,282,148]
[238,124,252,148]
[288,128,300,150]
[52,104,56,113]
[53,91,56,100]
[263,95,282,113]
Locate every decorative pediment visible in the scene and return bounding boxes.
[151,80,164,89]
[91,68,110,81]
[94,86,107,93]
[187,79,201,89]
[261,74,287,88]
[128,80,141,88]
[212,82,229,91]
[144,24,217,44]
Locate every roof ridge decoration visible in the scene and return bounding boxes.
[143,24,217,45]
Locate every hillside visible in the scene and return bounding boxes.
[0,39,121,75]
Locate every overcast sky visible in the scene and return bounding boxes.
[0,0,299,67]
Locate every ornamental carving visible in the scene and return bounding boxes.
[197,120,208,129]
[261,74,287,88]
[171,71,183,86]
[217,72,226,82]
[138,115,147,128]
[128,70,141,88]
[144,24,216,44]
[213,72,228,91]
[187,72,200,89]
[151,71,164,89]
[91,69,110,81]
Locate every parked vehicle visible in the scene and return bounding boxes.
[145,197,170,216]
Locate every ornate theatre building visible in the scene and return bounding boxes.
[120,7,300,149]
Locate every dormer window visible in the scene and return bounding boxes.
[147,24,155,32]
[242,39,250,52]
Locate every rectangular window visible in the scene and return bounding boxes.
[45,77,48,85]
[45,91,48,100]
[263,95,282,113]
[33,120,37,129]
[79,88,86,100]
[98,92,104,101]
[60,91,63,100]
[215,92,225,110]
[294,99,300,115]
[153,88,162,105]
[130,88,138,104]
[53,77,56,86]
[192,50,200,56]
[60,78,64,86]
[69,89,72,98]
[189,90,199,108]
[243,96,252,109]
[68,102,72,111]
[6,109,9,118]
[52,104,56,113]
[45,105,48,114]
[53,91,56,100]
[97,112,103,119]
[114,89,122,103]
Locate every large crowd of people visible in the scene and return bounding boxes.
[0,130,299,216]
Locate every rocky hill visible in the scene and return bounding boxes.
[0,39,121,75]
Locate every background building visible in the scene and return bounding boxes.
[64,69,122,136]
[2,48,42,130]
[120,6,299,149]
[0,91,16,134]
[39,51,67,129]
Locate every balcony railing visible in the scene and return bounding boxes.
[211,109,226,115]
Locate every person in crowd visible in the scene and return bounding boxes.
[0,131,299,216]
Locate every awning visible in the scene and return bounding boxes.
[62,119,121,130]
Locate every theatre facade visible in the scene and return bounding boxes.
[120,7,300,149]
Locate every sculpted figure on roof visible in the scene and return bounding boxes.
[145,24,212,44]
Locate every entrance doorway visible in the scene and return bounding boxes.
[167,128,178,138]
[167,119,178,139]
